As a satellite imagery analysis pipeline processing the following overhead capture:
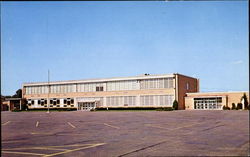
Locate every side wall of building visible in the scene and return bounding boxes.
[185,92,249,110]
[227,92,249,108]
[176,74,199,110]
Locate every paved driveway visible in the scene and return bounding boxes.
[1,110,249,156]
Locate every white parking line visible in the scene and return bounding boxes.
[103,123,120,129]
[67,122,76,128]
[2,121,11,126]
[36,121,39,127]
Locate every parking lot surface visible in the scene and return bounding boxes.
[1,110,249,156]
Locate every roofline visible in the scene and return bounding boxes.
[23,73,176,86]
[174,73,198,80]
[187,91,249,95]
[5,98,22,101]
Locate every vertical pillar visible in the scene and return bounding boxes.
[20,100,22,110]
[136,95,140,107]
[103,97,107,107]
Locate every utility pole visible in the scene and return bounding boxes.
[47,70,50,113]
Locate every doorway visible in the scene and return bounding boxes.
[78,102,95,111]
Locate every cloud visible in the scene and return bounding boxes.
[231,60,243,64]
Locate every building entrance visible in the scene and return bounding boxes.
[78,102,95,111]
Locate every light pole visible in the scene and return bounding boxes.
[47,70,50,113]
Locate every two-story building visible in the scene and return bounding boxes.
[22,73,199,110]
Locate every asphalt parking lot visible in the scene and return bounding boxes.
[1,110,249,157]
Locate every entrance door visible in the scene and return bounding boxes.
[78,102,95,111]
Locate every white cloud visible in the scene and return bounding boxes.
[231,60,243,64]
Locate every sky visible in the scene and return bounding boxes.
[1,1,249,96]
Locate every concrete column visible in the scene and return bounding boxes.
[20,100,22,110]
[103,97,107,107]
[136,95,140,106]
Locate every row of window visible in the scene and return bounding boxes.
[25,78,174,95]
[140,78,173,89]
[194,97,222,104]
[28,98,74,106]
[106,96,136,106]
[195,104,222,110]
[140,95,174,106]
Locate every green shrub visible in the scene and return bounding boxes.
[241,93,249,110]
[173,100,178,110]
[236,103,243,110]
[231,103,236,110]
[223,106,230,110]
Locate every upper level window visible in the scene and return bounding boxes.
[186,82,189,90]
[96,86,104,92]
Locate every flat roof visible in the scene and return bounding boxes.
[186,91,249,96]
[23,73,177,86]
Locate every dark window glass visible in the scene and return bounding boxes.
[100,87,103,91]
[53,101,56,105]
[45,100,47,104]
[41,101,44,105]
[50,100,53,104]
[31,100,34,104]
[67,101,70,105]
[64,99,67,104]
[38,100,41,104]
[96,87,99,91]
[57,100,60,104]
[71,99,74,104]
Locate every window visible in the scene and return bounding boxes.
[50,99,53,104]
[71,99,74,104]
[64,99,67,104]
[38,100,41,104]
[96,86,104,92]
[53,99,56,105]
[45,100,47,104]
[100,86,103,91]
[57,99,60,104]
[31,100,34,105]
[186,82,189,90]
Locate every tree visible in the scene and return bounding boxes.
[241,93,249,110]
[173,100,178,110]
[236,103,242,110]
[12,89,22,98]
[231,103,236,110]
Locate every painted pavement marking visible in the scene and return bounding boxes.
[36,121,39,127]
[103,123,120,129]
[67,122,76,128]
[2,143,106,157]
[145,122,203,131]
[2,151,46,156]
[2,121,11,126]
[43,143,106,157]
[3,147,67,151]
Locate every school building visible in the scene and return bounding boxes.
[22,73,199,110]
